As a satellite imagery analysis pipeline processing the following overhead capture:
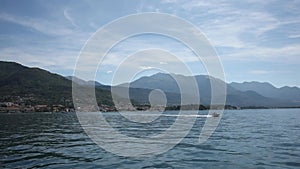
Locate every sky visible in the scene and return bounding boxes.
[0,0,300,87]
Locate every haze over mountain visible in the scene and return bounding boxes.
[230,82,300,104]
[125,73,300,107]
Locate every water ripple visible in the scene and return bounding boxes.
[0,110,299,169]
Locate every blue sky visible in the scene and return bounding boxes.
[0,0,300,87]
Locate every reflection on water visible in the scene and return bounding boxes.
[0,109,299,169]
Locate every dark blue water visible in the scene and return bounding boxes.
[0,109,299,169]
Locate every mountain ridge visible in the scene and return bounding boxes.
[1,61,300,108]
[230,81,300,104]
[122,73,300,107]
[0,61,114,107]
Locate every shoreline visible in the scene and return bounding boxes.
[1,107,300,114]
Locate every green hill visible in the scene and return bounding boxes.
[0,61,114,107]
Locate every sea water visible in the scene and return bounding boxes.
[0,109,299,169]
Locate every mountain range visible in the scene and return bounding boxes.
[1,61,300,108]
[121,73,300,107]
[230,82,300,104]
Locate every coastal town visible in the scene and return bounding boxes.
[0,98,239,113]
[0,101,123,113]
[0,101,73,113]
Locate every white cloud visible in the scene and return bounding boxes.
[0,47,77,71]
[139,66,154,70]
[249,70,270,75]
[0,12,74,36]
[222,44,300,64]
[63,8,78,28]
[98,35,198,67]
[159,0,292,50]
[200,10,280,48]
[288,34,300,39]
[158,0,300,66]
